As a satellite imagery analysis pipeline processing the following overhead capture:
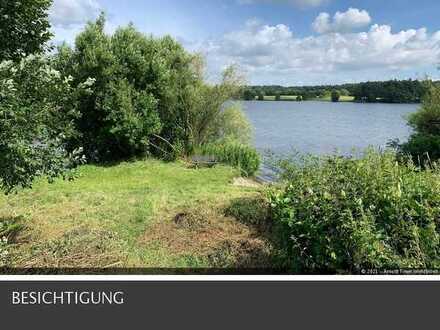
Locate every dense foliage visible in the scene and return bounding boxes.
[407,83,440,135]
[0,0,53,61]
[352,80,425,103]
[399,135,440,163]
[200,141,260,177]
[396,83,440,163]
[55,16,248,161]
[179,64,246,150]
[242,89,257,101]
[54,16,199,161]
[270,150,440,273]
[243,79,427,103]
[0,4,256,193]
[0,0,89,194]
[0,55,86,193]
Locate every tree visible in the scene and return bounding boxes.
[246,80,425,104]
[0,1,84,194]
[180,65,246,148]
[0,0,53,61]
[257,91,265,101]
[55,15,253,161]
[397,82,440,162]
[55,16,199,161]
[275,93,281,101]
[408,82,440,136]
[321,90,331,99]
[331,90,340,102]
[209,104,253,145]
[243,89,256,101]
[340,89,350,96]
[0,55,86,193]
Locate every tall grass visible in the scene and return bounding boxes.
[199,141,260,177]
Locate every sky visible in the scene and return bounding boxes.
[49,0,440,86]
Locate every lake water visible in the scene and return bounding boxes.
[241,101,419,179]
[242,101,418,156]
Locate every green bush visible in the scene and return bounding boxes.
[399,134,440,165]
[200,141,260,177]
[0,0,52,62]
[54,15,199,161]
[269,150,440,273]
[398,82,440,162]
[0,55,87,193]
[408,82,440,136]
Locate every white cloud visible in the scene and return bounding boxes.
[50,0,102,28]
[49,0,106,45]
[238,0,329,9]
[196,20,440,84]
[313,8,372,34]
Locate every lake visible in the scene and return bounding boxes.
[241,101,419,178]
[242,101,418,156]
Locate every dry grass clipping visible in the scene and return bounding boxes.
[142,206,274,268]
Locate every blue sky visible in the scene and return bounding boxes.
[50,0,440,85]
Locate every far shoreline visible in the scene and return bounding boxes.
[243,96,421,104]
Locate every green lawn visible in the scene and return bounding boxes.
[0,160,273,271]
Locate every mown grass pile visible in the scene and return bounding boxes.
[269,150,440,273]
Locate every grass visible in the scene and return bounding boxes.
[260,95,355,102]
[0,159,274,271]
[199,141,261,177]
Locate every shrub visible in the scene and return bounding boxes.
[200,141,260,177]
[0,55,87,193]
[407,83,440,136]
[54,16,199,161]
[399,134,440,165]
[398,82,440,162]
[0,0,52,62]
[269,150,440,273]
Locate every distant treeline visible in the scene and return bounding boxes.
[243,79,436,103]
